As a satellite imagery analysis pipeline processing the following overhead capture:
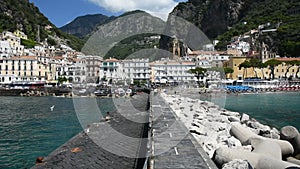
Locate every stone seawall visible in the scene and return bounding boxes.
[161,92,300,169]
[32,93,150,169]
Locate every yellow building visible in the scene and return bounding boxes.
[13,30,28,40]
[225,57,300,80]
[0,56,49,84]
[1,31,24,55]
[274,58,300,79]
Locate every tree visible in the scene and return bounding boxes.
[188,67,207,86]
[249,58,261,78]
[239,60,251,79]
[283,60,298,79]
[264,59,282,80]
[58,76,67,84]
[258,62,268,79]
[294,61,300,79]
[224,67,234,79]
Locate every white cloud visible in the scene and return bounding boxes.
[87,0,184,20]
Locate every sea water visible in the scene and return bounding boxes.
[0,93,300,168]
[0,96,115,169]
[198,92,300,131]
[224,92,300,131]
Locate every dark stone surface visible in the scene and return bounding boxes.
[150,93,218,169]
[32,93,149,169]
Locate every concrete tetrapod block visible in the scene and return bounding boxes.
[230,122,258,145]
[252,140,282,160]
[287,157,300,166]
[230,122,294,156]
[249,137,294,157]
[281,126,300,156]
[213,147,300,169]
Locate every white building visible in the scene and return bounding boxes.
[99,58,120,84]
[191,51,230,68]
[0,41,12,56]
[150,59,196,84]
[73,57,87,83]
[0,31,24,55]
[227,41,250,54]
[196,59,211,69]
[121,58,150,84]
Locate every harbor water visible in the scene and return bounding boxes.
[0,92,299,168]
[0,96,115,169]
[199,92,300,131]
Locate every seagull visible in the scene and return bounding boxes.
[50,105,55,111]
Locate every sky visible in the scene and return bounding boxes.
[29,0,187,28]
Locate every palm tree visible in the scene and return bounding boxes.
[264,59,282,80]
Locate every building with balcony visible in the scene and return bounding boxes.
[120,58,150,84]
[150,59,196,84]
[0,56,48,84]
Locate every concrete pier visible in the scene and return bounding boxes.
[149,93,217,169]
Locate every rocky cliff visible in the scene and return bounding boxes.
[170,0,300,57]
[171,0,247,39]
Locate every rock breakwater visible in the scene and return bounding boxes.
[161,93,300,169]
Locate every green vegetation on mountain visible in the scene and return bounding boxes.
[171,0,300,57]
[60,14,116,39]
[0,0,84,51]
[104,33,160,60]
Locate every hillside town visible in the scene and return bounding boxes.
[0,27,299,95]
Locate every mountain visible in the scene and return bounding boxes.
[59,10,147,39]
[60,14,116,39]
[170,0,300,57]
[0,0,84,51]
[81,10,165,59]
